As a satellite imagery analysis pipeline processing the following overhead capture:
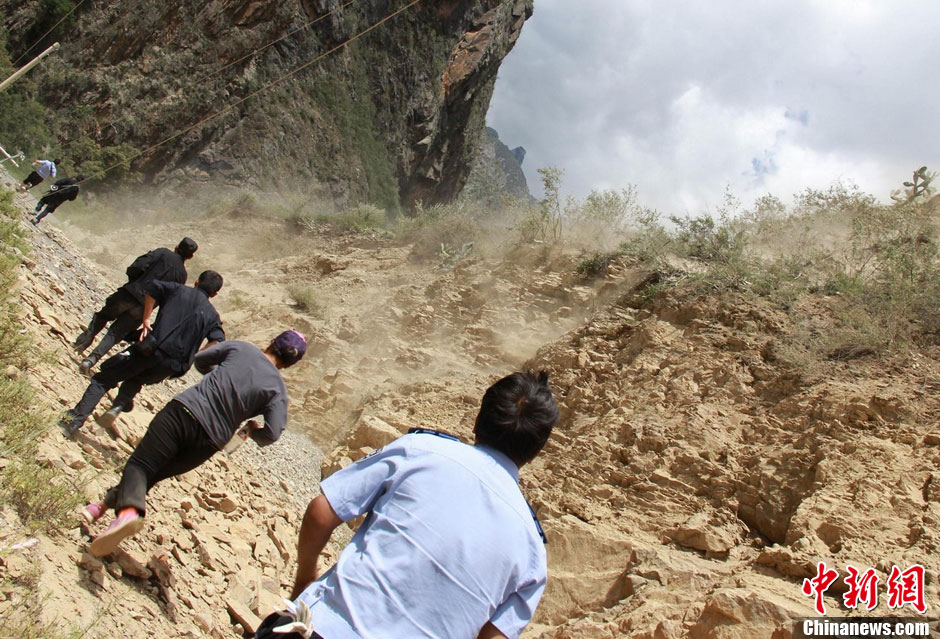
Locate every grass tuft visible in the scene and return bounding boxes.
[287,283,323,318]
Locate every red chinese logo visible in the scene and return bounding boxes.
[801,562,927,615]
[843,565,879,611]
[802,562,839,615]
[887,564,926,615]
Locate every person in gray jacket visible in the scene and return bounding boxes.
[81,330,307,557]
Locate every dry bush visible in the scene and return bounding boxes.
[399,200,482,265]
[287,283,323,317]
[601,168,940,364]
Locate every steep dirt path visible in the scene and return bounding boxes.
[57,204,620,449]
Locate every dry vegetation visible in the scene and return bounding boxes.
[560,169,940,368]
[61,168,940,368]
[0,190,81,532]
[0,189,84,638]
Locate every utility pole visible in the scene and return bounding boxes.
[0,42,60,93]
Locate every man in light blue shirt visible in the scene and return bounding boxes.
[259,371,559,639]
[17,157,59,191]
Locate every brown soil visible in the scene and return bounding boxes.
[5,180,940,638]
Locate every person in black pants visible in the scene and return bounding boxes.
[17,158,59,192]
[82,331,306,557]
[72,237,197,375]
[30,175,83,225]
[61,271,225,438]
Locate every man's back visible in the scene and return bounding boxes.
[175,341,288,449]
[298,432,547,639]
[146,281,223,373]
[122,248,187,303]
[35,159,56,178]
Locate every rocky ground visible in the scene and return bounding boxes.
[0,178,324,638]
[4,175,940,638]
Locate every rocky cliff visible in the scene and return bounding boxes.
[462,126,531,205]
[0,0,532,210]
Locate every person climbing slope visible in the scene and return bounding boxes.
[31,175,83,224]
[260,371,558,639]
[61,271,224,438]
[83,330,306,557]
[17,157,58,191]
[72,237,197,374]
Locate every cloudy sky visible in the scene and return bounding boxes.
[486,0,940,215]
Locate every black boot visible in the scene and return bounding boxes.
[60,411,85,439]
[78,353,99,376]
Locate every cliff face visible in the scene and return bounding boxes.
[0,0,532,210]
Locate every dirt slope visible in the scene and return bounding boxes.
[2,180,630,637]
[6,179,940,638]
[1,178,326,638]
[327,285,940,637]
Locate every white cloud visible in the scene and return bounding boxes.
[487,0,940,215]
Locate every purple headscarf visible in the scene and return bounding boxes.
[273,330,306,366]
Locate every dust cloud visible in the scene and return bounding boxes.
[61,185,624,449]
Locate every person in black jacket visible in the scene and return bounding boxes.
[31,175,82,225]
[62,271,225,438]
[72,237,197,374]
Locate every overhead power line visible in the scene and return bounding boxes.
[201,0,360,82]
[85,0,421,185]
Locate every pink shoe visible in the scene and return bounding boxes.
[89,508,143,557]
[81,501,107,525]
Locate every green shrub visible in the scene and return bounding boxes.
[670,213,747,263]
[315,203,387,233]
[518,167,563,243]
[567,187,635,233]
[576,251,622,279]
[619,206,670,264]
[60,136,139,185]
[0,27,55,162]
[20,0,75,56]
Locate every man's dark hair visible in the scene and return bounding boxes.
[196,270,223,295]
[53,158,61,165]
[474,371,559,466]
[176,237,198,260]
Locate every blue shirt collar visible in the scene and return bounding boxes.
[475,444,520,483]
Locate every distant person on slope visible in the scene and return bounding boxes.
[83,330,306,557]
[72,238,197,374]
[259,371,558,639]
[61,271,225,438]
[30,175,84,225]
[17,157,59,191]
